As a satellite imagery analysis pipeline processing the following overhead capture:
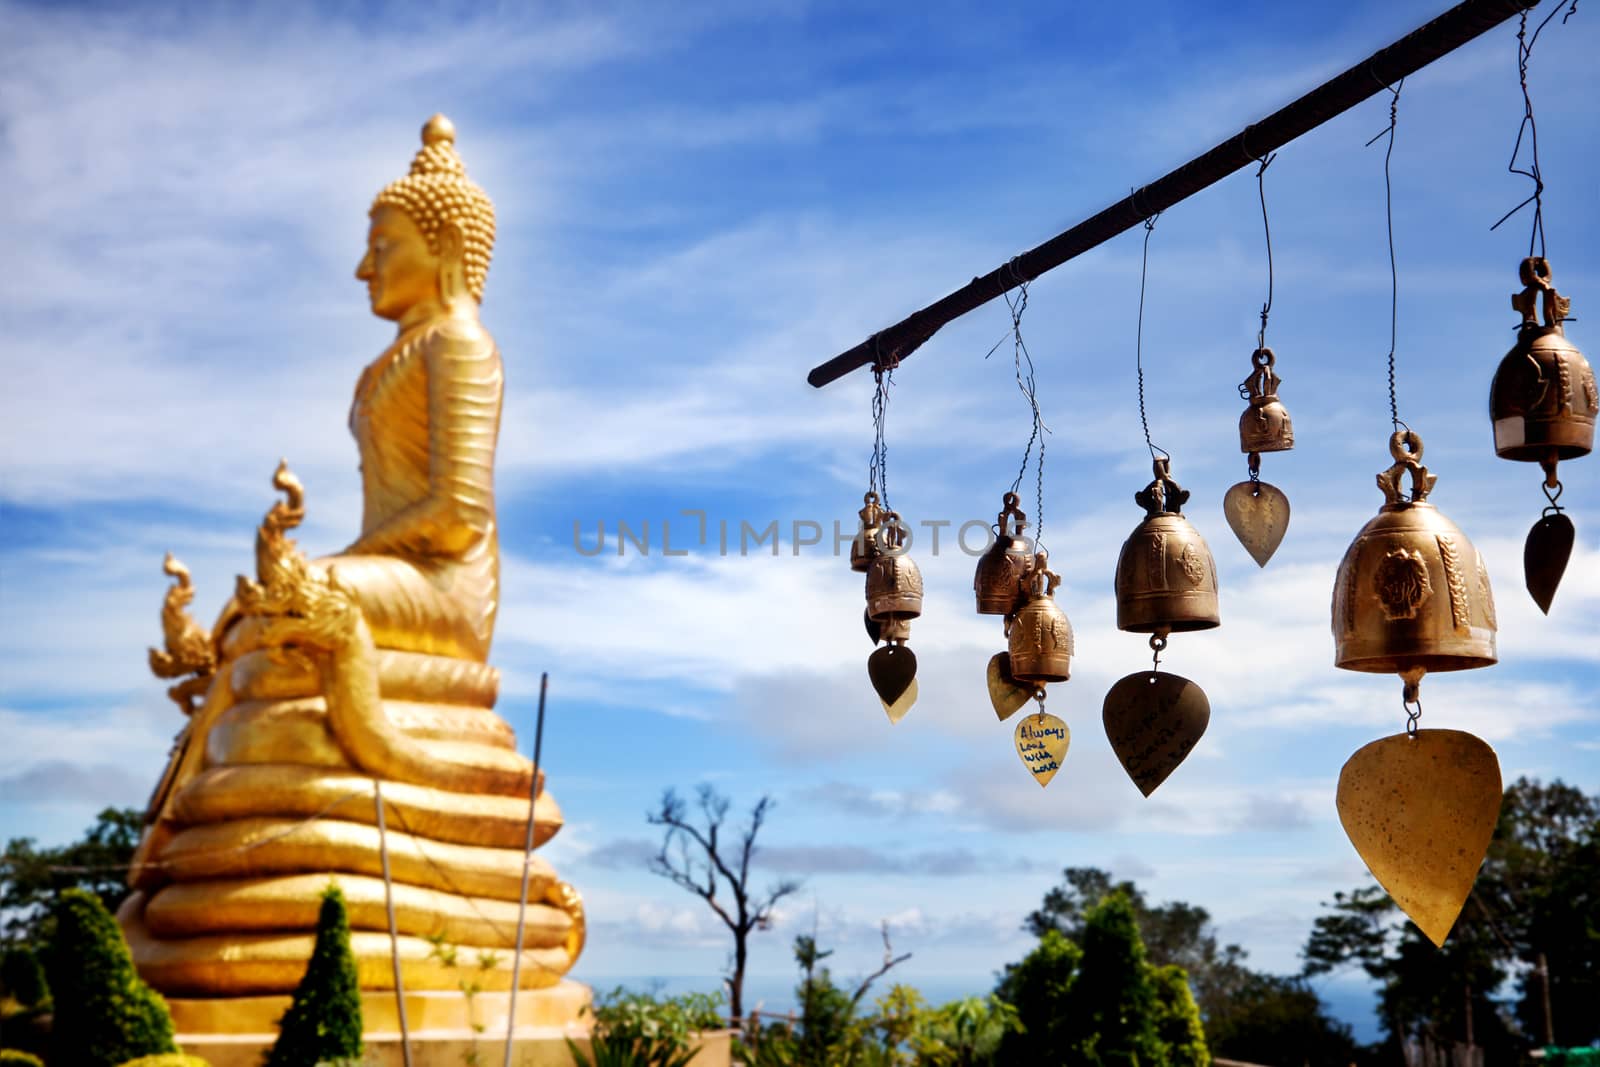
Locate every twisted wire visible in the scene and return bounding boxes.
[1366,80,1407,434]
[1255,152,1277,350]
[1135,213,1169,462]
[1490,3,1581,254]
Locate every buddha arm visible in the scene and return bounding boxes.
[346,322,503,560]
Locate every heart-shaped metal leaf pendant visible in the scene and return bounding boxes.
[1223,480,1291,567]
[1102,671,1210,796]
[1015,711,1069,788]
[1524,511,1575,615]
[1336,729,1502,947]
[987,652,1034,721]
[868,644,917,717]
[881,678,918,724]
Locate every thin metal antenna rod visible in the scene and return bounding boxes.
[807,0,1538,389]
[504,672,550,1066]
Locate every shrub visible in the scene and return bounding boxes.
[1,946,48,1008]
[264,885,362,1067]
[46,888,178,1066]
[569,987,725,1067]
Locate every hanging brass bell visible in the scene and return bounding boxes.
[1114,460,1220,635]
[850,492,885,573]
[1332,430,1497,678]
[1490,257,1595,465]
[865,512,923,622]
[1238,347,1294,454]
[1007,554,1072,684]
[974,492,1035,615]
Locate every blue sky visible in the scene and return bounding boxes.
[2,0,1597,1038]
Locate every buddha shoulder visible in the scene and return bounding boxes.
[421,316,497,358]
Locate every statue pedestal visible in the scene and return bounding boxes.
[168,982,732,1067]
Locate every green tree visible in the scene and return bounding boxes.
[1,808,142,946]
[1071,891,1165,1066]
[910,995,1021,1067]
[1149,965,1209,1067]
[1026,868,1250,1037]
[45,888,177,1067]
[1,944,48,1008]
[995,928,1082,1064]
[1202,972,1355,1067]
[264,885,362,1067]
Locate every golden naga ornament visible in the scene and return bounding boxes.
[1331,429,1502,946]
[865,512,922,721]
[120,116,587,1019]
[1104,458,1218,795]
[1224,347,1294,567]
[1489,257,1594,612]
[851,491,885,574]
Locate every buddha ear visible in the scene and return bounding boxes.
[438,221,468,304]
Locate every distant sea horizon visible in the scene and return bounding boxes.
[574,972,1384,1045]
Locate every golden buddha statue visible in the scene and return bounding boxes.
[121,116,585,1010]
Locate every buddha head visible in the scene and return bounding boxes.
[358,114,496,322]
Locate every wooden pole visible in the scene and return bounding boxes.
[807,0,1539,389]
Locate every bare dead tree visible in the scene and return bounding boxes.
[647,785,802,1022]
[849,920,913,1010]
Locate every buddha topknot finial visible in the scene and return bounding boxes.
[371,113,495,301]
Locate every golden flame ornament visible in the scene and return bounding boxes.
[1331,429,1502,945]
[1489,257,1593,612]
[1104,459,1218,795]
[1225,348,1294,567]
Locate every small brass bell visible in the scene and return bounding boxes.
[1490,257,1595,465]
[974,492,1035,615]
[1332,430,1497,679]
[1007,554,1072,685]
[1115,459,1220,636]
[865,512,923,622]
[850,492,885,573]
[1238,347,1294,454]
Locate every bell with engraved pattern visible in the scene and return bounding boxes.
[1490,257,1594,464]
[1007,553,1072,685]
[850,492,885,573]
[1332,430,1497,680]
[1114,460,1220,636]
[865,512,923,622]
[1238,346,1295,454]
[974,492,1035,615]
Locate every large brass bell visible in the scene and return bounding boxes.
[1007,554,1072,684]
[1238,346,1294,454]
[850,491,885,573]
[1115,459,1220,636]
[974,492,1035,615]
[865,512,922,622]
[1490,257,1594,464]
[1332,430,1497,679]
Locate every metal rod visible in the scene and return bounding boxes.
[374,780,414,1067]
[503,671,550,1067]
[807,0,1538,388]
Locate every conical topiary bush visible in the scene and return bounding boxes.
[45,888,178,1066]
[264,883,363,1067]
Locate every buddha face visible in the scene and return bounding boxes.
[356,206,441,322]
